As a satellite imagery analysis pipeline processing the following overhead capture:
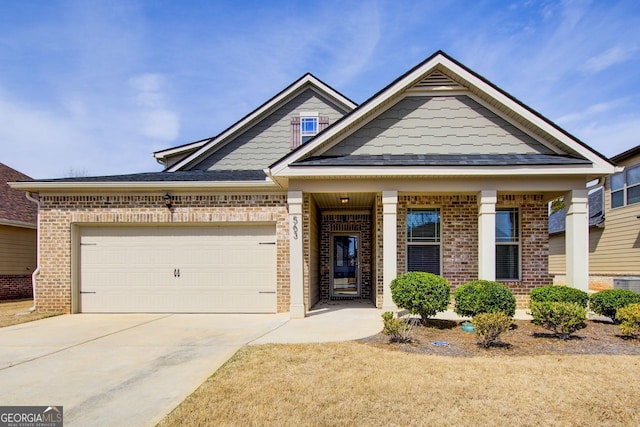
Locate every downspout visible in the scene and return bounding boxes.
[25,192,40,312]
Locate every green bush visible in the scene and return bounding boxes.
[589,290,640,323]
[454,280,516,318]
[381,311,417,343]
[390,272,450,324]
[473,312,512,348]
[617,303,640,337]
[530,301,587,340]
[530,285,588,308]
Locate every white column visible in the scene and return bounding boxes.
[382,190,398,312]
[288,190,305,318]
[478,190,497,281]
[565,189,589,292]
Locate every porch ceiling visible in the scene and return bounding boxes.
[312,192,376,209]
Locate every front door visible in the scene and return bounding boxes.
[332,234,360,297]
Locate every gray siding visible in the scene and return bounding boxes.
[192,89,348,170]
[323,95,554,156]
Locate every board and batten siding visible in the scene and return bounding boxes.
[192,88,349,171]
[0,225,36,274]
[323,95,554,156]
[549,152,640,277]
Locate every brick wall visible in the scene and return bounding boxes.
[375,195,383,308]
[36,193,289,313]
[319,212,372,301]
[498,194,551,307]
[397,194,479,289]
[0,274,33,300]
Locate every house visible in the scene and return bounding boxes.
[0,163,37,300]
[550,145,640,290]
[11,51,616,317]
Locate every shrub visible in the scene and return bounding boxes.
[454,280,516,318]
[589,290,640,323]
[530,301,587,340]
[530,285,588,308]
[617,303,640,338]
[390,272,450,324]
[473,312,512,348]
[381,311,418,343]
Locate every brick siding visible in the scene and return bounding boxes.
[35,193,289,313]
[0,274,33,300]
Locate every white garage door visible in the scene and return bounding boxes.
[79,225,277,313]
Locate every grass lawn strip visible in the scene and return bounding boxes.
[0,299,60,328]
[160,342,640,426]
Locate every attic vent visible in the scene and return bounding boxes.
[412,71,466,91]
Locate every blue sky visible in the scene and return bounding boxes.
[1,0,639,179]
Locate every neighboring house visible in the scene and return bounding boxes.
[11,51,615,317]
[550,145,640,290]
[0,163,36,300]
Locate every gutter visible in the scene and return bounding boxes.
[9,179,280,192]
[25,192,40,313]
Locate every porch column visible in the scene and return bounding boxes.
[382,190,398,312]
[288,190,305,318]
[478,190,497,281]
[565,189,589,292]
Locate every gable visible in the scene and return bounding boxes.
[322,95,555,157]
[189,88,349,171]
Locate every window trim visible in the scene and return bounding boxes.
[611,164,640,209]
[406,207,442,275]
[299,111,319,145]
[495,207,521,281]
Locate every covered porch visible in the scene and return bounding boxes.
[287,185,590,319]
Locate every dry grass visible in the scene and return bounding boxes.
[0,299,60,328]
[161,342,640,427]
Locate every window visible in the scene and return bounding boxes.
[611,164,640,208]
[300,116,318,144]
[406,208,441,275]
[496,208,519,281]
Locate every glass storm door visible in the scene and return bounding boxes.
[332,235,360,297]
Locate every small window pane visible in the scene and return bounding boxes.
[496,245,519,280]
[611,172,625,191]
[628,185,640,205]
[611,190,624,208]
[627,165,640,186]
[407,209,440,242]
[408,245,440,275]
[496,209,519,243]
[300,117,318,135]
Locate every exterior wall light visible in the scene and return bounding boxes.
[340,197,350,204]
[163,193,173,209]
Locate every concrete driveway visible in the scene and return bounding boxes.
[0,313,288,427]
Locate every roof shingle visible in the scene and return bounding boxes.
[0,163,37,225]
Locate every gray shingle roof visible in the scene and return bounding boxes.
[292,154,591,167]
[29,170,267,183]
[549,188,604,235]
[0,162,37,224]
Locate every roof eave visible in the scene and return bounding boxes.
[9,180,281,192]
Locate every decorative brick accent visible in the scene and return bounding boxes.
[375,194,383,308]
[36,193,289,313]
[319,212,372,301]
[0,274,33,300]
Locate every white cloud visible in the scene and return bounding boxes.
[556,98,629,125]
[574,115,640,157]
[583,45,638,73]
[128,73,180,141]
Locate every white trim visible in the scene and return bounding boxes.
[8,180,280,192]
[153,140,209,161]
[0,218,37,229]
[478,190,496,281]
[169,75,356,172]
[269,53,615,177]
[382,190,398,312]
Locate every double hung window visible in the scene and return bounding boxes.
[406,208,441,275]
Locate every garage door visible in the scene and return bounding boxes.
[79,225,277,313]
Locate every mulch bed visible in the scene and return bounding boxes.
[359,318,640,357]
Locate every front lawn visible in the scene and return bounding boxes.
[160,342,640,426]
[0,299,60,328]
